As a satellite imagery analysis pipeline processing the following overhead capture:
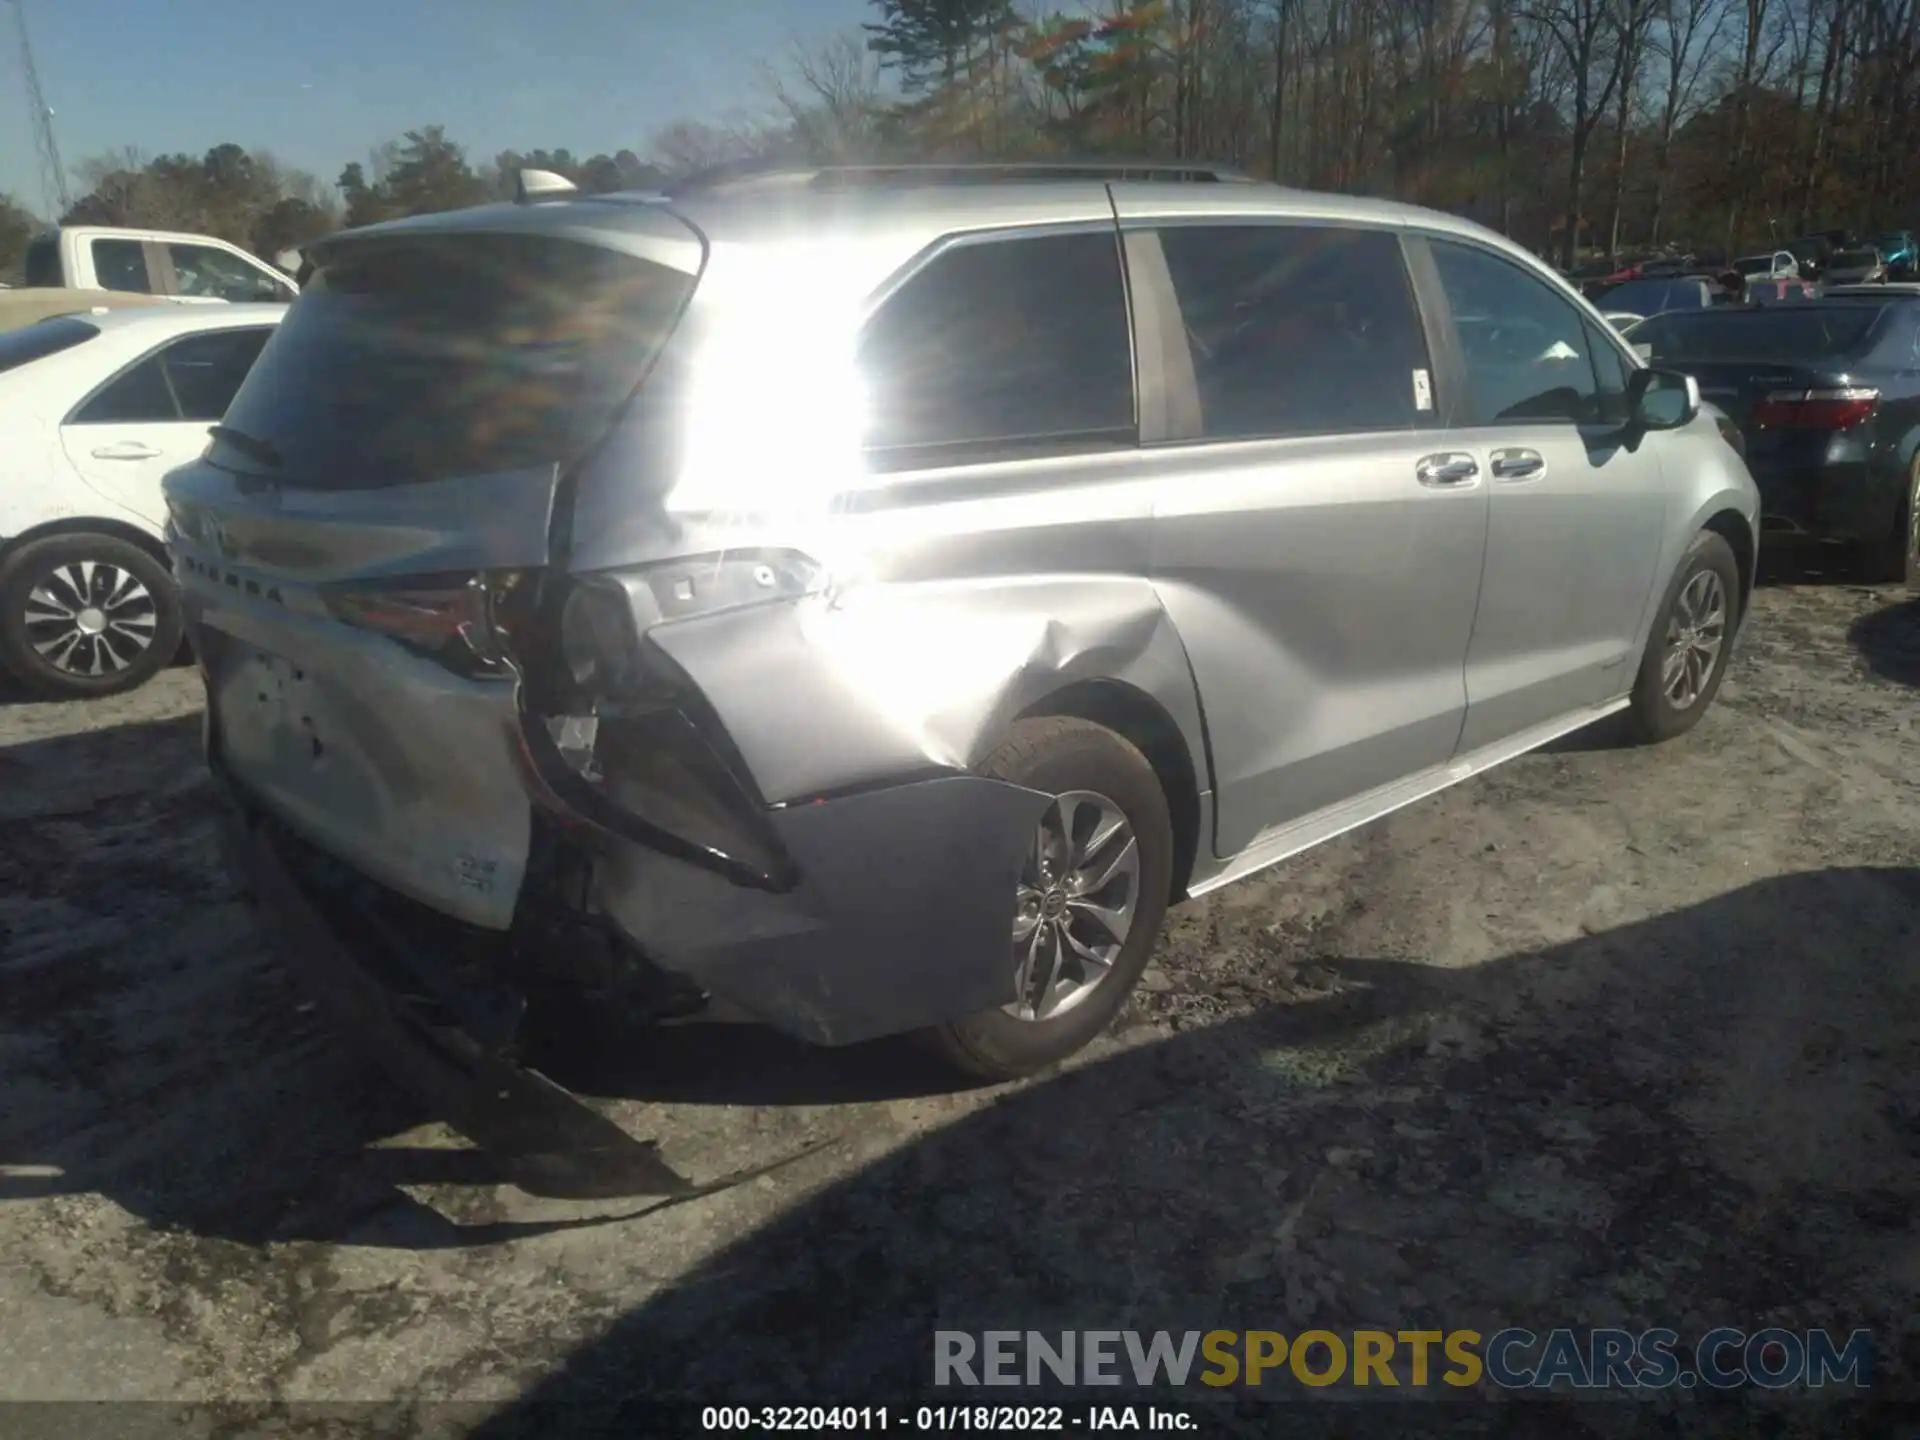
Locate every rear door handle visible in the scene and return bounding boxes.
[1489,447,1546,482]
[1415,452,1480,488]
[90,441,162,461]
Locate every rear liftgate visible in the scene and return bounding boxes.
[178,218,777,1198]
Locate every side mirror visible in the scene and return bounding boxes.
[1626,366,1699,430]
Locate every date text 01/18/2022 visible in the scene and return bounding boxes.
[700,1405,1200,1432]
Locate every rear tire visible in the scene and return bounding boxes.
[0,534,182,700]
[921,716,1173,1083]
[1622,530,1742,745]
[1857,454,1920,589]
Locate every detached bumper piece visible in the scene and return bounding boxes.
[216,781,694,1200]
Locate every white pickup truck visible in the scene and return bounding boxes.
[20,225,299,304]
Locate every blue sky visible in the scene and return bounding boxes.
[0,0,874,214]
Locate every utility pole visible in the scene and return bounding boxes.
[8,0,70,218]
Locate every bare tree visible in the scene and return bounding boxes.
[1527,0,1634,266]
[1645,0,1729,244]
[761,33,890,161]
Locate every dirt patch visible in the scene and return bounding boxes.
[0,579,1915,1430]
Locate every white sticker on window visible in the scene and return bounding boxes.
[1413,369,1433,412]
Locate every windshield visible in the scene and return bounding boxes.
[0,316,98,373]
[1831,250,1880,267]
[1877,233,1910,252]
[213,232,695,489]
[1632,308,1880,363]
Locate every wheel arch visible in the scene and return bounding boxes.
[1700,506,1756,617]
[0,514,172,576]
[1017,677,1203,904]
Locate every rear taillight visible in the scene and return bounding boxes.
[1749,388,1880,430]
[499,567,807,892]
[320,574,509,677]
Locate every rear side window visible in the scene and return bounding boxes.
[214,234,695,488]
[163,327,274,420]
[0,316,98,374]
[23,234,60,287]
[1633,308,1879,363]
[1157,224,1432,439]
[859,229,1134,456]
[73,355,176,424]
[92,239,152,293]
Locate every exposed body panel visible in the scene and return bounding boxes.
[592,774,1053,1044]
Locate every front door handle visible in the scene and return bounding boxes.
[1489,447,1546,482]
[90,441,162,461]
[1415,452,1480,488]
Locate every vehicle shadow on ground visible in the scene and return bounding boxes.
[4,713,1919,1366]
[1847,596,1920,690]
[1755,537,1871,587]
[463,864,1920,1436]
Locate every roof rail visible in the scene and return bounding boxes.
[666,158,1254,196]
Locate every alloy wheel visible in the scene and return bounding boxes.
[1003,789,1141,1023]
[1661,567,1727,710]
[21,560,161,678]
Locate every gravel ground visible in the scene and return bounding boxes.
[1,566,1916,1436]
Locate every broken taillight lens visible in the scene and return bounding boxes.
[506,564,804,891]
[320,575,508,675]
[1749,388,1880,430]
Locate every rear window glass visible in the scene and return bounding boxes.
[0,316,98,374]
[214,233,695,489]
[1633,308,1879,363]
[1831,250,1879,267]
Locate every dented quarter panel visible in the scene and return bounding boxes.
[610,441,1211,807]
[647,569,1208,808]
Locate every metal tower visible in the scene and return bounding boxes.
[8,0,69,217]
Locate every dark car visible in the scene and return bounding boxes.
[1591,276,1718,316]
[1630,300,1920,584]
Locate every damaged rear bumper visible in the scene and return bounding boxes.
[211,688,1055,1187]
[214,773,696,1199]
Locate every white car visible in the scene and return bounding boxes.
[0,303,285,699]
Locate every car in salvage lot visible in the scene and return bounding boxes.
[1629,295,1920,585]
[159,163,1762,1194]
[0,303,284,698]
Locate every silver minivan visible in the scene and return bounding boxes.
[163,163,1759,1188]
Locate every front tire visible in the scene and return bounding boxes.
[1857,454,1920,589]
[0,534,182,700]
[1622,530,1741,745]
[922,716,1174,1083]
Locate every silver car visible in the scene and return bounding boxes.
[162,162,1760,1188]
